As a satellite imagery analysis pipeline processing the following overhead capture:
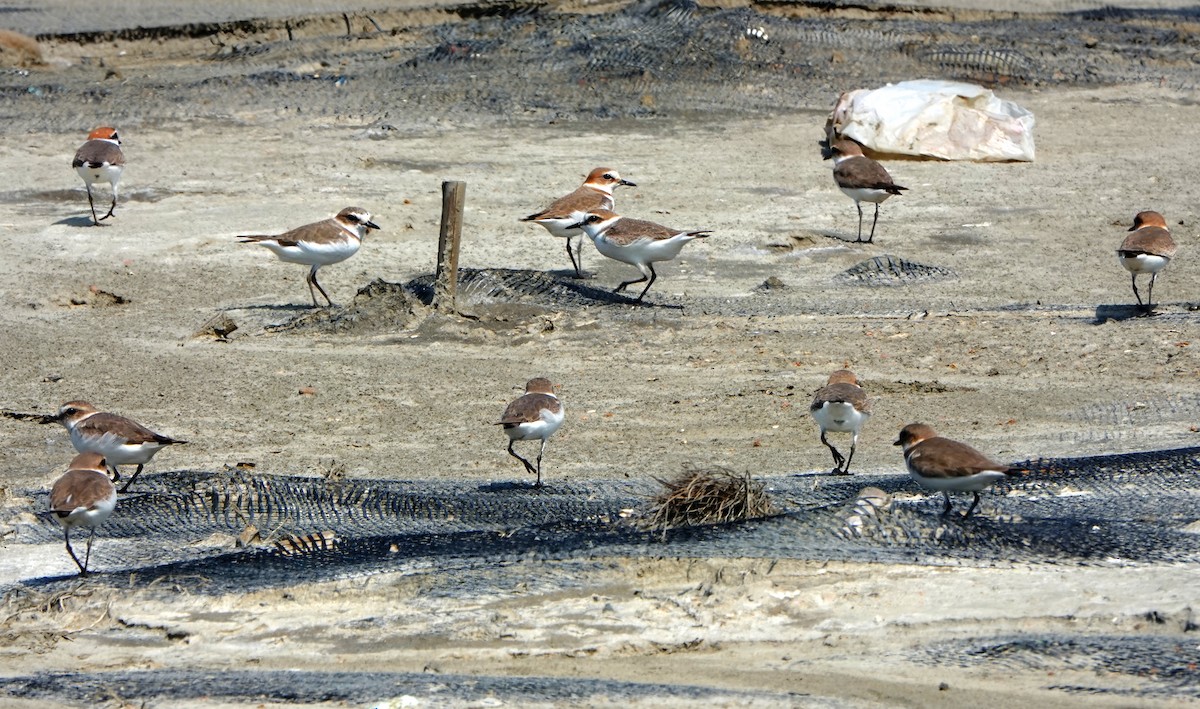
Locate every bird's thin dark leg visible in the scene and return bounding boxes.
[569,235,590,279]
[100,190,118,221]
[309,266,334,307]
[843,437,857,475]
[508,439,536,476]
[86,186,100,225]
[963,491,982,519]
[534,438,547,488]
[820,430,845,473]
[1131,274,1143,307]
[306,272,319,307]
[573,238,586,278]
[561,241,580,280]
[634,265,658,302]
[1146,273,1158,309]
[82,527,98,574]
[941,491,953,516]
[614,274,648,294]
[867,203,880,243]
[118,464,144,493]
[854,202,864,241]
[63,528,87,575]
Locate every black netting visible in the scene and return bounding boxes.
[12,447,1200,595]
[6,4,1200,131]
[0,669,772,705]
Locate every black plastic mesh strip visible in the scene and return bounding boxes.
[0,669,776,705]
[12,447,1200,593]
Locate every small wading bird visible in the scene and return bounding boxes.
[46,400,186,492]
[894,423,1026,518]
[1117,210,1177,310]
[809,369,871,475]
[496,378,564,487]
[827,138,907,243]
[521,167,636,278]
[568,209,710,302]
[49,452,117,576]
[72,126,125,225]
[238,207,380,307]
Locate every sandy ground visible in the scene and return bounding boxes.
[1,2,1199,704]
[2,85,1197,486]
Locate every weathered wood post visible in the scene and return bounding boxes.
[434,180,465,312]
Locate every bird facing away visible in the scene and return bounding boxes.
[809,369,872,475]
[72,126,125,225]
[46,400,186,492]
[894,423,1024,518]
[521,167,636,278]
[1117,210,1177,310]
[238,206,381,307]
[567,209,711,302]
[49,452,117,576]
[495,378,565,487]
[827,138,908,243]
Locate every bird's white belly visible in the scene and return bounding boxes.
[908,467,1008,492]
[264,237,360,266]
[76,164,122,187]
[506,407,565,442]
[595,234,693,265]
[1119,253,1169,275]
[812,402,868,433]
[839,186,892,204]
[532,214,585,240]
[59,493,117,529]
[71,429,162,465]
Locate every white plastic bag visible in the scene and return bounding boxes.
[828,80,1036,162]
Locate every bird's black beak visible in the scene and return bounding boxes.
[1127,224,1137,232]
[892,437,902,446]
[366,220,381,231]
[619,179,636,187]
[565,219,586,230]
[38,413,61,425]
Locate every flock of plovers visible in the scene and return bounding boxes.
[38,121,1182,576]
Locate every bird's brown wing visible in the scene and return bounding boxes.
[496,393,560,425]
[908,437,1013,478]
[1118,226,1177,259]
[78,413,185,445]
[72,140,124,169]
[810,382,871,414]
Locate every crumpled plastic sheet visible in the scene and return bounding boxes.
[829,79,1036,162]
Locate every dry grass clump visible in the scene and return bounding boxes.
[642,465,777,533]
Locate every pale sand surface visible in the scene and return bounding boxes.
[0,0,1199,706]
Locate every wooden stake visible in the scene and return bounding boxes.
[434,180,466,311]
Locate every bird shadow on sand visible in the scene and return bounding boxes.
[1093,303,1162,323]
[53,216,107,228]
[530,270,683,309]
[813,229,871,245]
[545,267,594,281]
[790,468,854,478]
[629,298,685,310]
[226,303,320,314]
[476,480,551,493]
